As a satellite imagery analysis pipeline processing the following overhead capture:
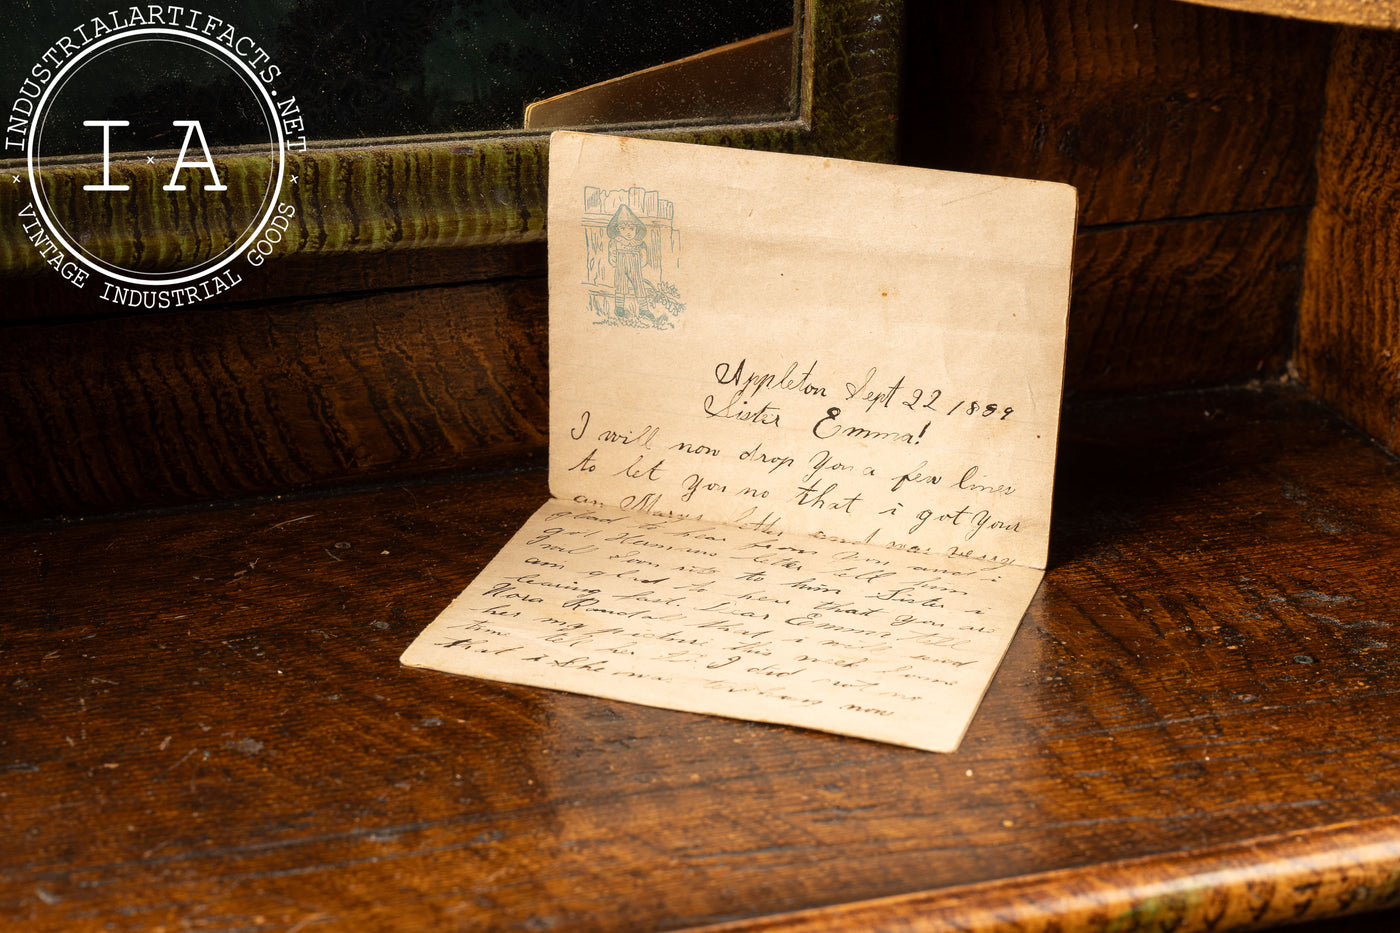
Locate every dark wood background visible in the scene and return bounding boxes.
[3,0,1366,524]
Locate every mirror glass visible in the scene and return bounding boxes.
[8,0,797,157]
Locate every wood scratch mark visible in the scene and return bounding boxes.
[141,839,171,860]
[271,514,317,530]
[287,912,331,933]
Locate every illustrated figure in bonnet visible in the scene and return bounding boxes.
[606,204,650,318]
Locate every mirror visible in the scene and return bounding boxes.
[7,0,797,156]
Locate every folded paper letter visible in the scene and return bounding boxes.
[400,132,1077,752]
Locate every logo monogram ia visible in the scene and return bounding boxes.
[81,118,228,193]
[14,22,299,297]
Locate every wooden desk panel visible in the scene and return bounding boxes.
[0,276,549,522]
[3,383,1398,931]
[1298,26,1400,458]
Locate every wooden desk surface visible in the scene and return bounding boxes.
[4,383,1399,932]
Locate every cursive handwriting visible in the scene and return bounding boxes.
[714,358,828,401]
[417,502,1045,752]
[553,349,1035,557]
[702,394,782,426]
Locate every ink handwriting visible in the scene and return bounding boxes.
[427,503,1043,748]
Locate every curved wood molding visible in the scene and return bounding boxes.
[1172,0,1400,28]
[686,817,1400,933]
[0,0,900,279]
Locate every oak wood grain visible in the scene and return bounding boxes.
[1067,210,1305,395]
[0,277,549,522]
[901,0,1332,226]
[0,242,548,327]
[3,384,1399,931]
[1296,26,1400,455]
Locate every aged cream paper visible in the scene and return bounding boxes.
[401,132,1076,752]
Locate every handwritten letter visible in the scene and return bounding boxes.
[401,133,1077,752]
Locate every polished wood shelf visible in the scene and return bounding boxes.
[3,381,1398,931]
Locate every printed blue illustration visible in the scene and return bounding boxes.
[582,186,683,328]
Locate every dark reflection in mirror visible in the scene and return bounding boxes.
[9,0,795,156]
